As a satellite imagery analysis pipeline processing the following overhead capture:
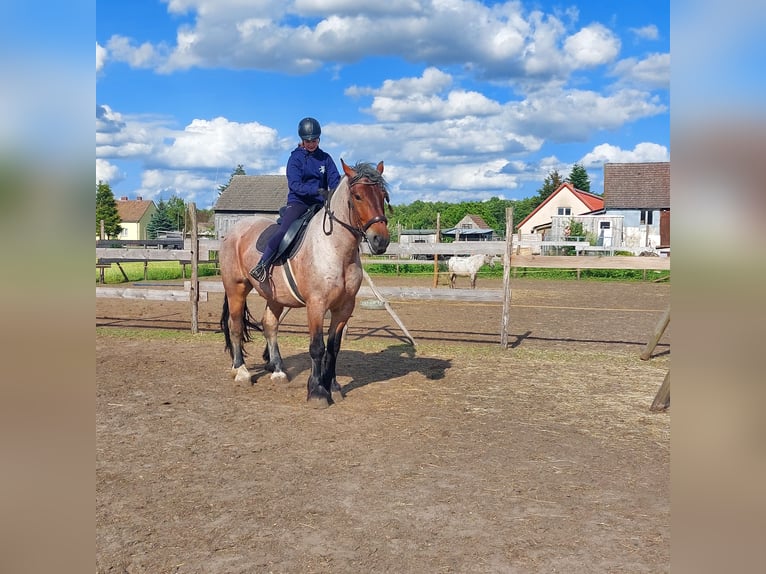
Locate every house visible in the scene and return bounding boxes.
[442,214,494,241]
[115,196,156,240]
[517,183,604,240]
[213,175,287,239]
[601,162,670,252]
[399,229,439,245]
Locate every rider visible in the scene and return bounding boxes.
[249,117,341,282]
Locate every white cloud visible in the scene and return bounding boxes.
[106,35,164,69]
[109,1,620,85]
[612,53,670,90]
[96,42,107,73]
[580,142,670,167]
[507,88,667,141]
[157,117,282,170]
[630,25,659,41]
[564,23,621,68]
[96,158,122,183]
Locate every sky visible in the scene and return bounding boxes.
[96,0,670,210]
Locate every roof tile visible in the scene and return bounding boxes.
[213,175,288,212]
[603,162,670,209]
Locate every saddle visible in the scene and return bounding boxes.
[255,203,324,263]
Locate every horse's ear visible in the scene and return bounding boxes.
[376,161,384,174]
[341,158,356,178]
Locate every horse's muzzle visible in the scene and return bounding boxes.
[367,231,390,255]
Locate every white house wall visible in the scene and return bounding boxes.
[518,191,588,235]
[604,209,662,251]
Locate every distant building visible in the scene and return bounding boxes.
[600,162,670,251]
[115,196,156,240]
[213,175,287,239]
[517,183,604,239]
[442,214,494,241]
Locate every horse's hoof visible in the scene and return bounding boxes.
[234,365,253,385]
[331,384,345,403]
[270,371,288,383]
[307,395,331,409]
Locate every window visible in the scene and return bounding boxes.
[599,221,611,229]
[640,210,654,225]
[557,207,571,216]
[461,223,471,229]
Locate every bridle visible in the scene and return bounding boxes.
[323,177,388,241]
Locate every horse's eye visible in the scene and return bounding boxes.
[353,193,362,201]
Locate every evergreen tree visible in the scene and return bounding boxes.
[218,164,246,196]
[537,169,564,201]
[96,180,122,238]
[566,163,591,192]
[147,199,174,239]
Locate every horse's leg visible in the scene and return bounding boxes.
[470,273,476,289]
[224,289,253,385]
[305,304,331,409]
[449,272,456,288]
[262,301,287,382]
[322,305,353,404]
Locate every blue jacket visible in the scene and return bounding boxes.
[286,146,341,206]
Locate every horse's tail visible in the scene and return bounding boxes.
[220,296,234,358]
[220,295,262,359]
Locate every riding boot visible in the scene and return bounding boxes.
[249,254,272,282]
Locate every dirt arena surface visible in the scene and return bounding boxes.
[97,276,670,573]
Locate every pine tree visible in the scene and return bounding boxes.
[218,164,246,196]
[537,169,564,201]
[147,200,174,239]
[566,163,591,192]
[96,180,122,238]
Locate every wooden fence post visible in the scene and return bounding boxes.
[188,203,199,334]
[641,305,670,360]
[501,207,513,348]
[433,212,440,288]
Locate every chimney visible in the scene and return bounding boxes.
[136,196,143,201]
[120,196,128,201]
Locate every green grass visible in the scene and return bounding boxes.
[97,260,669,284]
[96,261,220,284]
[362,263,670,282]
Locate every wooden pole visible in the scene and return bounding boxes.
[432,212,441,288]
[396,221,402,276]
[640,305,670,360]
[99,220,106,283]
[189,202,199,334]
[362,269,416,346]
[501,207,513,348]
[650,369,670,411]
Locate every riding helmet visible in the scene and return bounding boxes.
[298,117,321,141]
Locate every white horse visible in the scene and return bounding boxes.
[448,253,492,289]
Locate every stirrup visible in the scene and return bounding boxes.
[249,262,268,282]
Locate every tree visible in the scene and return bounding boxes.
[165,195,186,231]
[218,164,246,196]
[537,169,564,201]
[147,199,174,239]
[566,163,591,192]
[96,180,122,238]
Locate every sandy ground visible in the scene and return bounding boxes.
[97,276,670,573]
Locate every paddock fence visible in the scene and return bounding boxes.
[97,209,670,344]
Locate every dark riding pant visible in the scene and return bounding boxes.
[260,201,316,264]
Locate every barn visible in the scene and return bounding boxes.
[213,175,287,239]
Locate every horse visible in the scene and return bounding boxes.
[219,160,391,408]
[448,253,493,289]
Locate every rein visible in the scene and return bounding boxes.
[323,178,388,241]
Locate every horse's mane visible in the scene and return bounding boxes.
[346,162,390,203]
